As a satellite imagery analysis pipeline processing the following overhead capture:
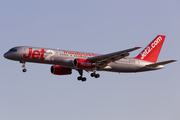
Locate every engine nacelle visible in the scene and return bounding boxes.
[51,65,72,75]
[73,58,93,69]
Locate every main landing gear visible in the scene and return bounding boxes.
[20,61,27,72]
[77,76,87,82]
[77,69,86,82]
[77,70,100,82]
[90,72,100,78]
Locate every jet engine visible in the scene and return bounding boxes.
[73,58,93,69]
[51,65,72,75]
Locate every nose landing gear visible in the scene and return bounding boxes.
[20,61,27,72]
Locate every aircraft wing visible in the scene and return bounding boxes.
[88,47,141,69]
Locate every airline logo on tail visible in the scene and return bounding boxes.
[140,36,163,59]
[135,35,166,63]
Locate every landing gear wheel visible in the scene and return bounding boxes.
[91,73,95,77]
[77,76,86,82]
[77,69,87,82]
[91,71,100,78]
[77,76,82,80]
[22,69,27,72]
[95,74,100,78]
[81,77,87,82]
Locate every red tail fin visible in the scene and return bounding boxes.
[135,35,166,63]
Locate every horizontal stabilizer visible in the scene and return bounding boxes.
[146,60,177,67]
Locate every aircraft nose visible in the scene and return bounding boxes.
[4,52,10,59]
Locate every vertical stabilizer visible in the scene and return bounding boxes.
[135,35,166,63]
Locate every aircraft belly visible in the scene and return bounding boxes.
[103,62,138,73]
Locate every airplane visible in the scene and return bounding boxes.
[4,35,177,82]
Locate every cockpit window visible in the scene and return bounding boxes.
[9,48,17,52]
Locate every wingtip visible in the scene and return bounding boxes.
[135,47,142,49]
[172,60,177,62]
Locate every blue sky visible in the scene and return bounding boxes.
[0,0,180,120]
